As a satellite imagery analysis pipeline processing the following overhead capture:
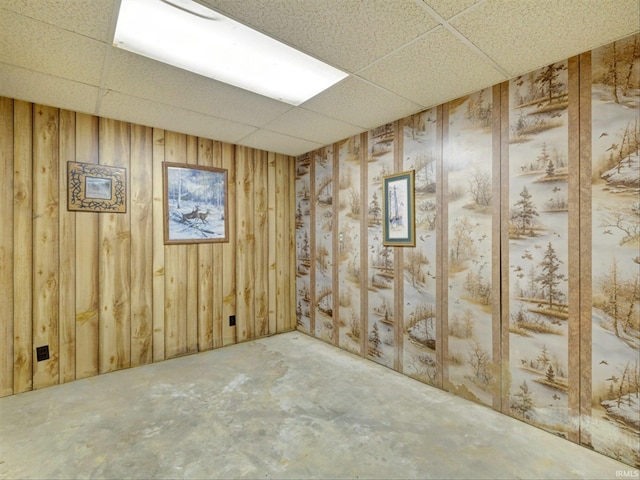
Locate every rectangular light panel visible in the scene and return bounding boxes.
[113,0,349,105]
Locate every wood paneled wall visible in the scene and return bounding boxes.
[0,97,296,397]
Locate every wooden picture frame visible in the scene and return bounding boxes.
[163,162,229,244]
[383,170,415,246]
[67,161,127,213]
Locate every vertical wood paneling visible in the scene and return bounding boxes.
[268,153,278,335]
[221,142,236,346]
[98,118,131,373]
[13,101,33,393]
[197,138,214,352]
[130,124,153,367]
[276,153,294,333]
[186,135,199,354]
[255,150,269,337]
[74,113,99,379]
[211,141,224,348]
[275,154,287,334]
[1,96,295,401]
[0,98,14,397]
[164,131,188,358]
[58,109,76,383]
[236,147,255,341]
[151,128,165,361]
[32,104,59,389]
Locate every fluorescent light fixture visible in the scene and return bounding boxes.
[113,0,348,105]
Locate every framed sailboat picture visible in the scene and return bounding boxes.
[382,170,415,246]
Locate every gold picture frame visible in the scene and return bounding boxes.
[383,170,415,246]
[67,161,127,213]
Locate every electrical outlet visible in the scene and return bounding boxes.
[36,345,49,362]
[229,315,236,327]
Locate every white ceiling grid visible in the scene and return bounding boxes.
[0,0,638,156]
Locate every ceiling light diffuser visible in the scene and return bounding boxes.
[113,0,348,105]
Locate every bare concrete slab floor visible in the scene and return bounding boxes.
[0,332,632,479]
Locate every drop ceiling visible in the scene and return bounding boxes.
[1,0,638,157]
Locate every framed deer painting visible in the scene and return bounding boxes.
[163,162,229,244]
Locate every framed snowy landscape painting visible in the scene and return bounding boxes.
[163,162,228,244]
[383,170,415,246]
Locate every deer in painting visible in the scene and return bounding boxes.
[181,206,199,222]
[197,209,211,224]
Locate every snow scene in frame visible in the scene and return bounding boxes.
[163,162,228,244]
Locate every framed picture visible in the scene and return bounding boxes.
[163,162,229,244]
[383,170,415,246]
[67,161,127,213]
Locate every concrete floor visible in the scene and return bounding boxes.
[0,332,633,479]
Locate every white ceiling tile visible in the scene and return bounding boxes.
[202,0,439,72]
[451,0,640,77]
[1,0,638,156]
[422,0,483,19]
[98,91,257,144]
[359,26,507,108]
[237,129,325,157]
[105,49,294,127]
[0,0,116,42]
[0,63,100,114]
[302,76,424,129]
[0,9,106,86]
[263,108,365,145]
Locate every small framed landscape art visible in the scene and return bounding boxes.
[67,161,127,213]
[382,170,415,247]
[163,162,229,244]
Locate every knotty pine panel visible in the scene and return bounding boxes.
[13,101,34,394]
[32,104,60,390]
[0,96,295,397]
[0,97,14,397]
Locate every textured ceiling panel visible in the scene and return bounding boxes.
[422,0,483,20]
[202,0,439,72]
[451,0,640,77]
[0,9,106,86]
[0,63,100,114]
[99,91,258,144]
[105,49,293,127]
[0,0,638,156]
[262,107,365,145]
[302,76,423,129]
[0,0,116,42]
[237,128,325,157]
[359,26,506,108]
